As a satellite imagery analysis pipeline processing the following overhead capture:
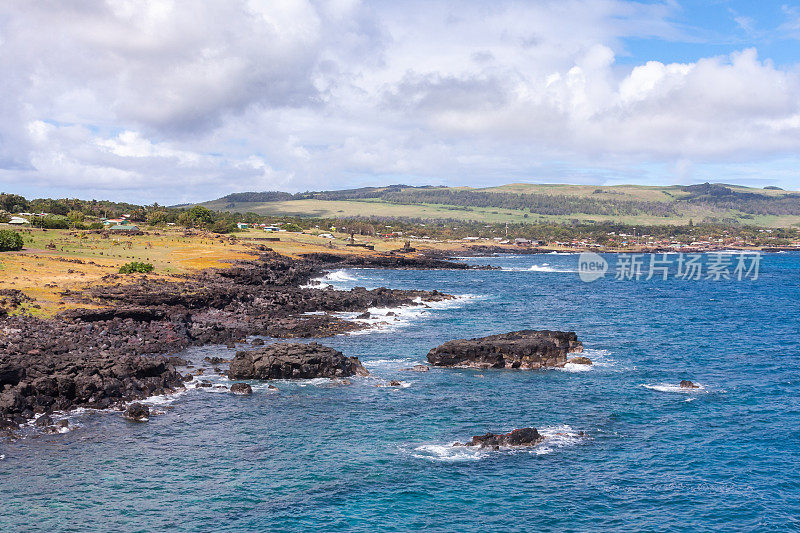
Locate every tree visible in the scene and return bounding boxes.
[179,206,215,227]
[146,210,168,226]
[0,194,30,213]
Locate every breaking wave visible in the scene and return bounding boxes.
[642,382,706,393]
[411,425,588,462]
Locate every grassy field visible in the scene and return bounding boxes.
[200,183,800,228]
[0,225,471,317]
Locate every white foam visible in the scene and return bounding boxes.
[556,349,622,373]
[412,425,587,461]
[342,294,483,336]
[411,444,488,462]
[301,269,359,288]
[364,357,424,370]
[499,264,577,272]
[642,382,706,393]
[561,362,593,373]
[535,425,588,454]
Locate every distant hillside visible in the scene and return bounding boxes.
[199,183,800,228]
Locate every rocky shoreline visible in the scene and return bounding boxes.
[0,251,462,431]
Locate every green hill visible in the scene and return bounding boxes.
[198,183,800,228]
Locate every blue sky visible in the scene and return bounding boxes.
[1,0,799,203]
[620,1,799,65]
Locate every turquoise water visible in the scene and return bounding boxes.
[2,253,799,531]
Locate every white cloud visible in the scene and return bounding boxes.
[1,0,800,202]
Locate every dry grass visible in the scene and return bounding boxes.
[0,226,485,317]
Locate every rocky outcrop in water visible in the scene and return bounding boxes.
[124,403,150,421]
[228,342,369,380]
[680,380,700,389]
[456,427,544,448]
[568,356,592,365]
[230,383,253,395]
[427,330,583,369]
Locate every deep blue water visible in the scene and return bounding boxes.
[2,252,800,532]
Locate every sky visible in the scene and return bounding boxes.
[2,0,800,204]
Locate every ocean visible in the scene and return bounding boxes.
[2,252,799,531]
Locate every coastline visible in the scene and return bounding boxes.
[1,227,796,436]
[0,250,464,434]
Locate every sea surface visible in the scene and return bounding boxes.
[2,253,800,531]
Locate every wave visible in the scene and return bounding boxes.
[557,348,623,373]
[561,361,594,372]
[411,425,587,462]
[364,357,425,370]
[343,294,484,336]
[411,443,488,462]
[642,382,706,393]
[301,269,360,289]
[535,425,588,455]
[500,263,578,273]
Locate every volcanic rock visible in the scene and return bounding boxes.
[228,342,369,380]
[427,330,583,369]
[34,415,54,427]
[230,382,253,395]
[460,427,544,447]
[567,356,592,365]
[680,380,700,389]
[401,364,429,372]
[124,403,150,421]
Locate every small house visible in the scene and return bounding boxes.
[8,216,29,225]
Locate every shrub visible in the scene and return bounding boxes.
[0,230,24,251]
[119,262,154,274]
[281,223,303,232]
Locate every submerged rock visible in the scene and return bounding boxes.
[228,342,369,380]
[680,380,700,389]
[230,382,253,395]
[427,330,583,369]
[401,364,429,372]
[567,356,592,365]
[34,415,54,427]
[124,403,150,422]
[458,427,544,448]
